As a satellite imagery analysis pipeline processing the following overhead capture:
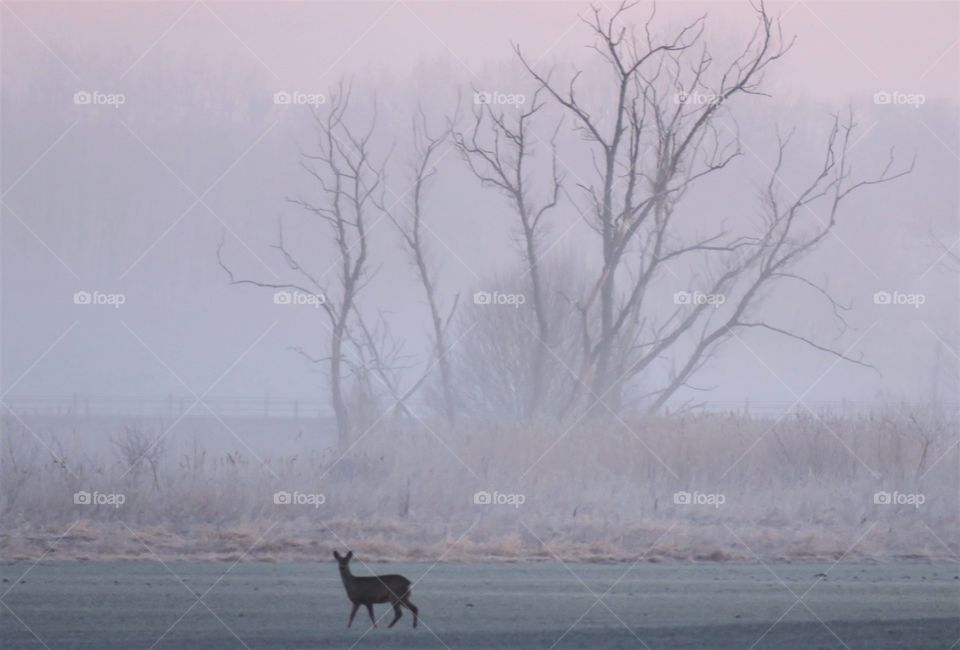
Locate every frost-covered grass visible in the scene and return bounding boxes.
[1,408,955,561]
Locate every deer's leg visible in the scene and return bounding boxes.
[347,603,359,628]
[401,597,418,628]
[388,601,402,628]
[366,603,377,627]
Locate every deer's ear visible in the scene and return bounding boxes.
[333,550,342,561]
[345,550,353,561]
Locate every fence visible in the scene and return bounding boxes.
[3,395,955,420]
[683,399,959,418]
[4,394,332,419]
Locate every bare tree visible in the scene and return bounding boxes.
[514,1,910,415]
[453,88,563,418]
[113,424,165,491]
[379,108,460,424]
[218,84,386,449]
[451,257,585,419]
[639,116,913,413]
[346,308,416,425]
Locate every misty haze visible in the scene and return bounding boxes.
[1,1,958,648]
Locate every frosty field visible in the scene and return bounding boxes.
[2,560,956,649]
[3,410,956,563]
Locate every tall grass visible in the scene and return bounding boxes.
[1,407,955,561]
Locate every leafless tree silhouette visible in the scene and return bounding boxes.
[512,1,912,415]
[454,88,563,418]
[219,83,387,448]
[378,108,460,425]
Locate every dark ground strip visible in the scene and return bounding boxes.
[2,560,956,649]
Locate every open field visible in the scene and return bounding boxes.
[1,560,956,649]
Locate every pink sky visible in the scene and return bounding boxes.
[5,1,958,105]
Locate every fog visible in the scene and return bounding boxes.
[3,1,957,409]
[1,0,959,577]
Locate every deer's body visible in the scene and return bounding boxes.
[334,550,418,628]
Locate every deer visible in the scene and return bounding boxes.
[333,550,419,629]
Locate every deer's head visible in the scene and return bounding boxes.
[333,549,354,574]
